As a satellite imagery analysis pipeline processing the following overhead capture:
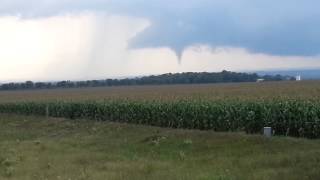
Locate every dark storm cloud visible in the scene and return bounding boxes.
[1,0,320,56]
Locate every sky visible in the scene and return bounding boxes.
[0,0,320,81]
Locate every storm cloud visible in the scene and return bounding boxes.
[0,0,320,81]
[2,0,320,57]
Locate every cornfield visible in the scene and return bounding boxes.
[0,99,319,138]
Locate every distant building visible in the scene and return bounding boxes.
[296,75,301,81]
[256,79,265,83]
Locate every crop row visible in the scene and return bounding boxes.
[0,100,319,138]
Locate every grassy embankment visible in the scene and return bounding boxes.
[1,114,320,180]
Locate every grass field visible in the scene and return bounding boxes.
[1,81,320,179]
[0,81,320,102]
[1,114,320,180]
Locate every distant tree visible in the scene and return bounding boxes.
[24,81,34,89]
[35,82,46,89]
[0,71,294,91]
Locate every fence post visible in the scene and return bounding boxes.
[264,127,272,138]
[46,105,49,118]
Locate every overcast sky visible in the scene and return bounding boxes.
[0,0,320,81]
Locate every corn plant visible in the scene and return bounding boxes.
[0,99,319,138]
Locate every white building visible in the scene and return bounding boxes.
[256,79,265,83]
[296,75,301,81]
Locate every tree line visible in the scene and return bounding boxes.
[0,71,294,90]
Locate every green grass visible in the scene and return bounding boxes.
[1,114,320,180]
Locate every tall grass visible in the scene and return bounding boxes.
[0,99,319,138]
